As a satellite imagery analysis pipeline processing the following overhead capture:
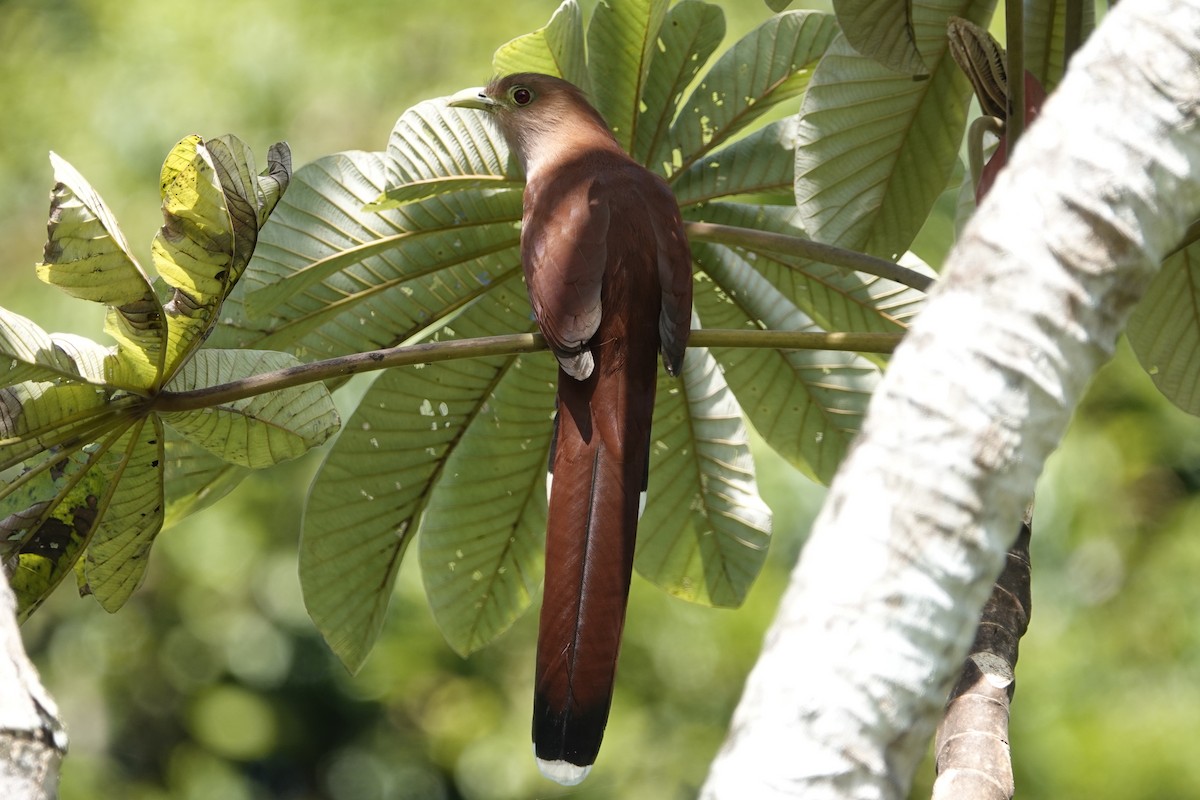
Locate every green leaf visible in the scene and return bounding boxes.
[1128,244,1200,415]
[1025,0,1094,93]
[631,0,726,167]
[688,202,924,339]
[162,435,251,527]
[636,346,771,605]
[0,308,93,388]
[155,135,292,381]
[81,415,166,612]
[587,0,670,152]
[0,381,125,471]
[417,294,555,655]
[303,277,546,668]
[834,0,926,75]
[671,117,798,205]
[0,417,139,620]
[161,349,339,468]
[796,0,998,260]
[691,238,879,482]
[493,0,588,89]
[37,152,166,390]
[660,10,838,180]
[221,106,523,359]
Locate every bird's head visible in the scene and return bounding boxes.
[448,73,618,175]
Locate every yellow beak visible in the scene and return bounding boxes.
[447,87,496,110]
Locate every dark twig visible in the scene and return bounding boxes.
[932,506,1033,800]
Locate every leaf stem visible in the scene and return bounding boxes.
[684,221,934,293]
[1006,0,1026,147]
[1063,0,1084,67]
[152,329,904,412]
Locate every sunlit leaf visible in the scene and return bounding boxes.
[796,0,997,260]
[155,135,292,381]
[0,419,138,620]
[37,152,165,390]
[0,308,90,388]
[637,345,771,605]
[834,0,926,75]
[662,10,837,180]
[493,0,589,89]
[587,0,670,152]
[161,349,339,468]
[632,0,726,168]
[81,415,166,612]
[1128,243,1200,416]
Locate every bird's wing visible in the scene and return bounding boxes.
[522,168,611,378]
[645,176,693,376]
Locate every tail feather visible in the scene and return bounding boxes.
[533,358,652,780]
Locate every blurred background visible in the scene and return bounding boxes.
[4,1,1199,798]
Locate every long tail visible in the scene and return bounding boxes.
[532,354,654,786]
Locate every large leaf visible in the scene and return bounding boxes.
[80,415,166,612]
[660,11,838,180]
[162,435,252,527]
[1128,243,1200,415]
[0,308,97,388]
[155,135,292,381]
[691,239,879,482]
[631,0,726,167]
[796,0,998,260]
[37,152,166,390]
[416,282,554,656]
[834,0,926,75]
[302,279,542,670]
[586,0,670,152]
[0,408,143,620]
[161,350,339,469]
[1025,0,1094,93]
[493,0,588,89]
[637,345,771,605]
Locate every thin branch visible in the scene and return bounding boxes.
[684,221,935,293]
[1005,0,1026,147]
[151,329,905,413]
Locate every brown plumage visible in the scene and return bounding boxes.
[449,73,692,784]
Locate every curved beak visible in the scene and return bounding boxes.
[447,87,496,111]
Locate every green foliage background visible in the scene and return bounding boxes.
[3,1,1199,798]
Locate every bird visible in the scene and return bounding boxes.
[449,73,693,785]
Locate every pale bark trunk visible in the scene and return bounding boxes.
[0,570,65,800]
[703,1,1200,797]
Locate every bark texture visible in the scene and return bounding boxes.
[0,570,65,800]
[703,1,1200,797]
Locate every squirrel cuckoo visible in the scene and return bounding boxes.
[449,74,693,784]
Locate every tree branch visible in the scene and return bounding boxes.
[702,1,1200,796]
[0,567,65,800]
[152,329,903,413]
[684,221,935,293]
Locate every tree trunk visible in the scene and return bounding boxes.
[0,569,65,800]
[702,1,1200,797]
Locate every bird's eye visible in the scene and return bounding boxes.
[511,86,534,106]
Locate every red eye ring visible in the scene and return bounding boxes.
[511,87,534,106]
